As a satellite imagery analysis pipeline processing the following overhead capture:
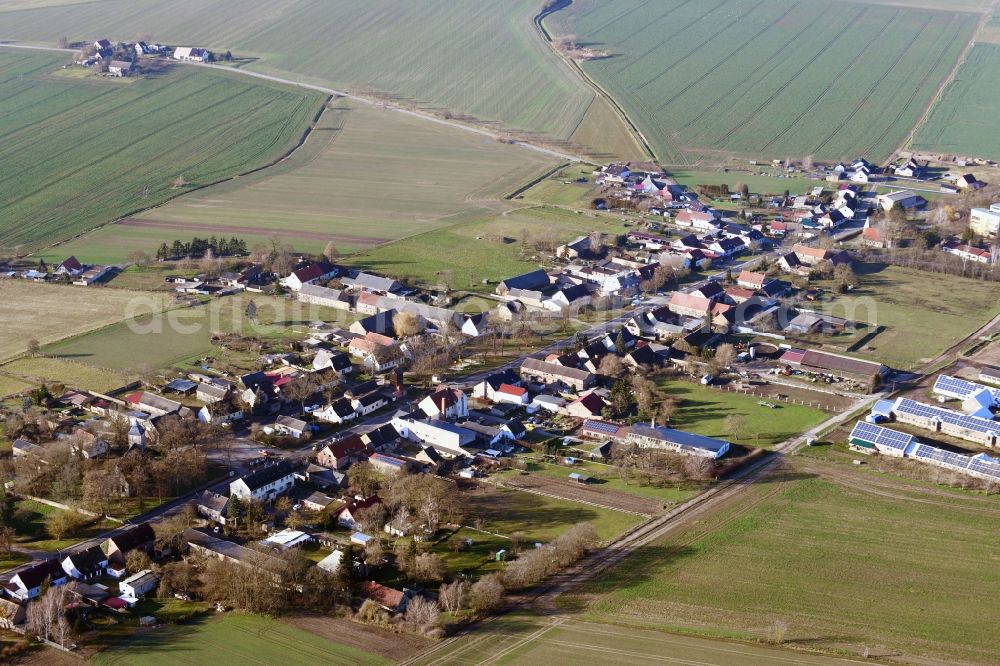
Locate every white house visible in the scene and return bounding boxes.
[351,391,389,416]
[280,262,338,291]
[229,462,295,502]
[418,387,469,420]
[6,560,67,601]
[274,415,308,439]
[61,546,107,580]
[472,370,521,401]
[119,570,159,600]
[173,46,210,62]
[403,419,476,457]
[314,398,357,425]
[493,383,529,405]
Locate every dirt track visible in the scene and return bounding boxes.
[500,474,661,516]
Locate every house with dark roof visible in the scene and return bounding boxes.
[194,490,229,525]
[341,272,402,294]
[274,415,308,439]
[520,358,595,391]
[472,369,521,401]
[624,424,730,459]
[317,435,368,470]
[55,256,84,275]
[566,392,609,419]
[315,397,358,425]
[280,261,338,291]
[61,545,108,580]
[229,461,295,502]
[6,559,67,601]
[104,523,156,567]
[496,269,550,297]
[336,496,382,529]
[419,387,469,419]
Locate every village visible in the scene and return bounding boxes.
[1,155,999,654]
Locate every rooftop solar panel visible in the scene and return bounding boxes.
[850,422,914,451]
[933,375,1000,403]
[894,399,1000,437]
[583,420,621,435]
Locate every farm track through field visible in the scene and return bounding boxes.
[896,0,999,159]
[710,9,867,150]
[858,14,964,158]
[637,0,769,93]
[759,10,910,154]
[677,6,832,133]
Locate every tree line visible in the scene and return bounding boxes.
[155,236,249,261]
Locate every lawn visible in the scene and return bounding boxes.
[814,263,1000,369]
[45,99,557,265]
[0,50,324,251]
[11,500,112,552]
[43,293,355,372]
[432,485,644,578]
[0,281,169,362]
[546,0,976,164]
[573,458,1000,664]
[91,612,388,666]
[912,43,1000,160]
[0,0,627,156]
[343,206,628,292]
[0,373,33,398]
[655,378,828,448]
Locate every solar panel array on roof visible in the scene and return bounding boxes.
[932,375,1000,403]
[582,420,622,436]
[849,422,915,452]
[910,444,1000,480]
[893,399,1000,436]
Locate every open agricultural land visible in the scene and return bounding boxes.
[912,43,1000,160]
[41,293,354,372]
[814,263,1000,370]
[545,0,978,165]
[570,456,1000,664]
[42,100,557,265]
[91,612,388,666]
[0,280,167,361]
[0,0,640,158]
[0,50,324,252]
[343,205,629,291]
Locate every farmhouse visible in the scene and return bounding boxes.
[5,560,67,601]
[520,357,596,391]
[281,261,337,291]
[336,496,381,529]
[173,46,211,62]
[274,415,308,439]
[297,284,354,310]
[419,387,469,419]
[314,398,357,425]
[194,490,229,525]
[341,272,402,294]
[791,244,829,266]
[120,570,159,601]
[668,292,712,318]
[61,546,108,580]
[229,461,295,502]
[361,581,410,613]
[942,242,993,264]
[108,59,136,77]
[565,392,609,419]
[125,391,183,418]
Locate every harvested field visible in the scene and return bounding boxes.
[501,473,663,516]
[282,615,430,662]
[1,357,136,393]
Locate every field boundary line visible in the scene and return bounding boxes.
[534,1,655,161]
[497,479,652,519]
[894,1,995,160]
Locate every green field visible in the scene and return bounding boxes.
[92,612,387,666]
[656,379,828,448]
[816,263,1000,369]
[0,51,324,251]
[43,100,556,264]
[1,356,136,393]
[547,0,977,165]
[0,280,169,361]
[0,0,639,156]
[912,43,1000,159]
[343,206,628,291]
[573,458,1000,664]
[43,293,355,372]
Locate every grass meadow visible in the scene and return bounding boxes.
[655,379,828,449]
[91,612,387,666]
[343,205,629,291]
[42,293,357,372]
[0,51,324,251]
[571,458,1000,664]
[815,263,1000,369]
[0,281,168,361]
[912,43,1000,159]
[1,357,137,393]
[0,0,629,154]
[547,0,976,165]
